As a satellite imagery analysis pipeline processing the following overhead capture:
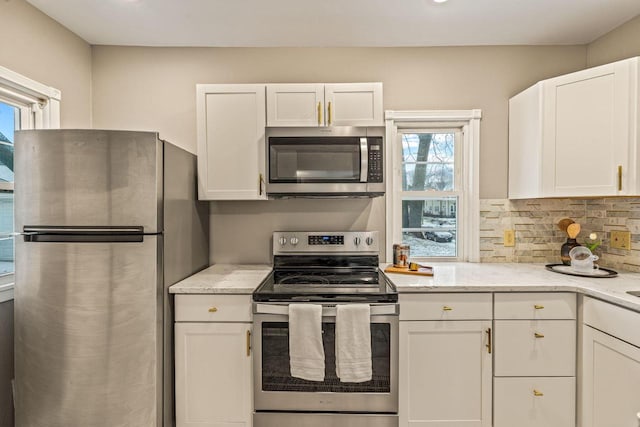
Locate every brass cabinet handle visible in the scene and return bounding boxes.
[486,328,492,354]
[328,101,332,125]
[618,165,623,191]
[533,389,544,397]
[208,307,218,313]
[442,306,453,311]
[258,173,265,196]
[317,102,322,125]
[534,332,545,338]
[246,330,251,357]
[534,305,544,310]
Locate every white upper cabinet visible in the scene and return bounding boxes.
[266,82,383,127]
[509,56,639,199]
[266,84,324,127]
[196,84,267,200]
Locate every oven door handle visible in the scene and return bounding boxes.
[254,303,398,317]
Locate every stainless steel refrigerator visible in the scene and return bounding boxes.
[13,129,209,427]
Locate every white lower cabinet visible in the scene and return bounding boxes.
[175,295,252,427]
[582,297,640,427]
[399,292,493,427]
[494,377,575,427]
[494,293,577,427]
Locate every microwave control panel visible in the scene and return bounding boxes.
[367,138,383,183]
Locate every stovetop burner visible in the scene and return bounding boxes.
[252,231,397,303]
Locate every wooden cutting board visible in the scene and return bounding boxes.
[384,265,434,276]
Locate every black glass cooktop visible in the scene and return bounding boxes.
[253,255,397,303]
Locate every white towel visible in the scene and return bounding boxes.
[289,304,325,381]
[335,304,372,383]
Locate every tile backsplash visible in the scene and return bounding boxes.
[480,198,640,272]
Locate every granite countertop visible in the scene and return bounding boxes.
[169,262,640,312]
[169,264,272,294]
[381,262,640,312]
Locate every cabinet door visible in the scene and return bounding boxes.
[325,83,384,126]
[542,60,633,197]
[266,84,324,127]
[196,84,266,200]
[582,325,640,427]
[175,322,252,427]
[399,321,492,427]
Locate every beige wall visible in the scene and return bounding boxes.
[0,0,92,128]
[587,14,640,67]
[92,46,586,198]
[91,45,586,263]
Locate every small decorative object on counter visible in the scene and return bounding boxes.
[392,244,410,268]
[569,246,599,273]
[558,219,581,265]
[584,232,602,252]
[560,238,580,265]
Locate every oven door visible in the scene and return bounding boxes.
[253,303,398,413]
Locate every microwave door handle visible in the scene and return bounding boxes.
[360,138,368,183]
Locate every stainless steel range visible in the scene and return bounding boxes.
[252,231,398,427]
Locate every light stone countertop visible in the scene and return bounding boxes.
[168,262,640,312]
[382,262,640,312]
[169,264,272,294]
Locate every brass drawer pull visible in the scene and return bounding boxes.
[208,307,218,313]
[442,306,453,311]
[317,102,322,125]
[486,328,492,354]
[534,332,545,338]
[533,389,544,397]
[534,305,544,310]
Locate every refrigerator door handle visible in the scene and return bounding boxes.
[21,226,148,243]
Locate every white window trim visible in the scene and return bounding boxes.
[385,110,481,263]
[0,66,61,300]
[0,66,61,129]
[0,283,13,304]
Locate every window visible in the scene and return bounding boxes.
[385,110,481,262]
[0,66,60,300]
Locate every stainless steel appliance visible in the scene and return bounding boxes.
[252,231,398,427]
[266,128,384,198]
[13,129,209,427]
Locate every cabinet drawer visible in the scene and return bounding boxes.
[494,377,576,427]
[495,293,576,319]
[399,293,492,320]
[175,294,252,322]
[495,320,576,376]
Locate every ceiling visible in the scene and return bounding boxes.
[26,0,640,47]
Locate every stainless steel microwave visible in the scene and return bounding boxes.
[266,128,385,198]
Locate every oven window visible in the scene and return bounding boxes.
[269,138,360,182]
[261,322,391,393]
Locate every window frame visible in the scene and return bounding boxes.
[0,66,60,302]
[385,110,481,263]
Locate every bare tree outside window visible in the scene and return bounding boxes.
[400,132,457,257]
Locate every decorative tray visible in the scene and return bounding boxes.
[545,263,618,278]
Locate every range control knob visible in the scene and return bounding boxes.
[366,236,375,246]
[278,237,288,246]
[290,237,299,246]
[354,237,361,246]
